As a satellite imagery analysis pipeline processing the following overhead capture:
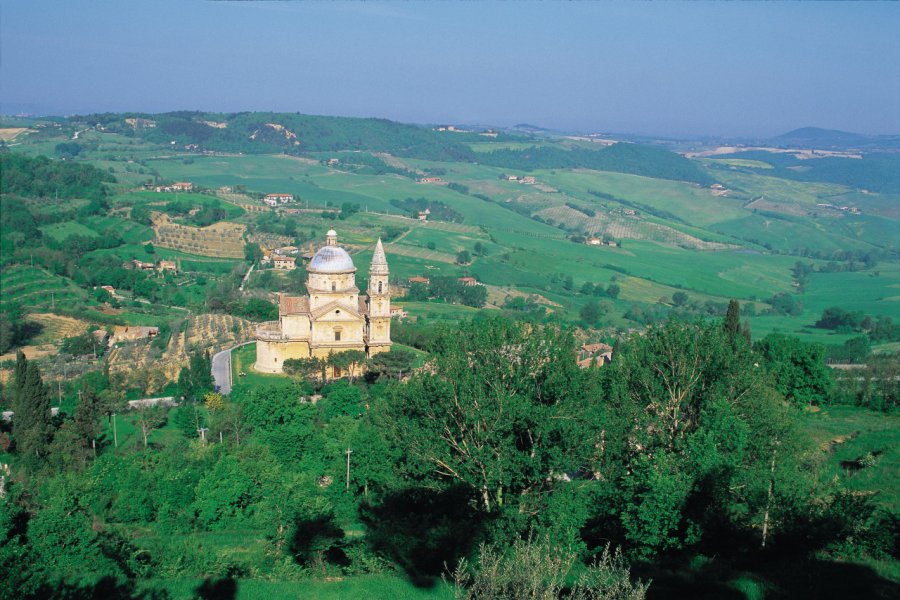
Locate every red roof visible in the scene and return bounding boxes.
[279,295,309,314]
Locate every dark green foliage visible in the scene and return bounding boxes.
[755,334,833,405]
[580,301,606,326]
[826,336,872,364]
[725,299,741,340]
[830,354,899,412]
[0,153,113,201]
[367,348,417,380]
[236,297,278,321]
[380,317,597,513]
[595,319,808,558]
[0,302,43,354]
[11,352,53,463]
[816,307,900,342]
[606,283,621,298]
[283,356,327,385]
[565,202,596,217]
[390,197,463,223]
[408,276,487,308]
[73,384,103,450]
[766,292,803,316]
[60,332,98,356]
[710,149,900,194]
[177,350,213,401]
[480,142,714,184]
[54,142,83,159]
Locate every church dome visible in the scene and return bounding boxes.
[309,245,355,273]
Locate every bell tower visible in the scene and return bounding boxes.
[366,238,392,355]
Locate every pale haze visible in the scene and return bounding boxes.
[2,1,898,137]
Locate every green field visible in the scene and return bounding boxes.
[0,265,90,310]
[802,406,900,508]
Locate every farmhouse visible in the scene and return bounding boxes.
[458,277,479,287]
[131,260,155,271]
[265,193,294,204]
[273,256,296,270]
[255,231,392,376]
[520,176,536,184]
[154,182,193,193]
[417,177,445,184]
[157,260,177,273]
[418,209,430,222]
[408,276,430,285]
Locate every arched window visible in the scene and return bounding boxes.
[332,282,336,291]
[334,328,342,341]
[378,281,383,294]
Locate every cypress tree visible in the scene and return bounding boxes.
[12,351,26,399]
[74,384,102,449]
[12,360,53,463]
[725,299,741,341]
[742,318,753,345]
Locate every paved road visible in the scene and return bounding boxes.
[211,341,255,395]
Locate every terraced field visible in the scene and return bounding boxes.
[152,214,246,258]
[0,265,89,310]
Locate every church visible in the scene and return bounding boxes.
[254,230,392,376]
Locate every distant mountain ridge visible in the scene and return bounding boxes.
[770,127,900,151]
[67,111,712,185]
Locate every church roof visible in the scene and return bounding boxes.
[370,238,388,275]
[310,299,363,320]
[279,295,309,314]
[309,245,355,273]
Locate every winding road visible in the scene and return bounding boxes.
[211,341,255,395]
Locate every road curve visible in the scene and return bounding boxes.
[211,341,255,395]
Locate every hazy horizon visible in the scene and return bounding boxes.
[2,1,898,138]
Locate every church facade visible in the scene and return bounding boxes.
[254,230,392,375]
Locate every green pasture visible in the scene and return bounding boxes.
[401,223,485,247]
[39,221,99,241]
[699,157,775,169]
[230,343,288,392]
[84,215,154,243]
[713,169,855,207]
[540,169,748,227]
[85,243,242,274]
[476,233,798,301]
[399,301,482,322]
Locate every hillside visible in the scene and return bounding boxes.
[1,112,898,371]
[68,111,715,185]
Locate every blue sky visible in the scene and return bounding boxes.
[2,1,898,137]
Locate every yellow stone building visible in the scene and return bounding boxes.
[254,230,392,376]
